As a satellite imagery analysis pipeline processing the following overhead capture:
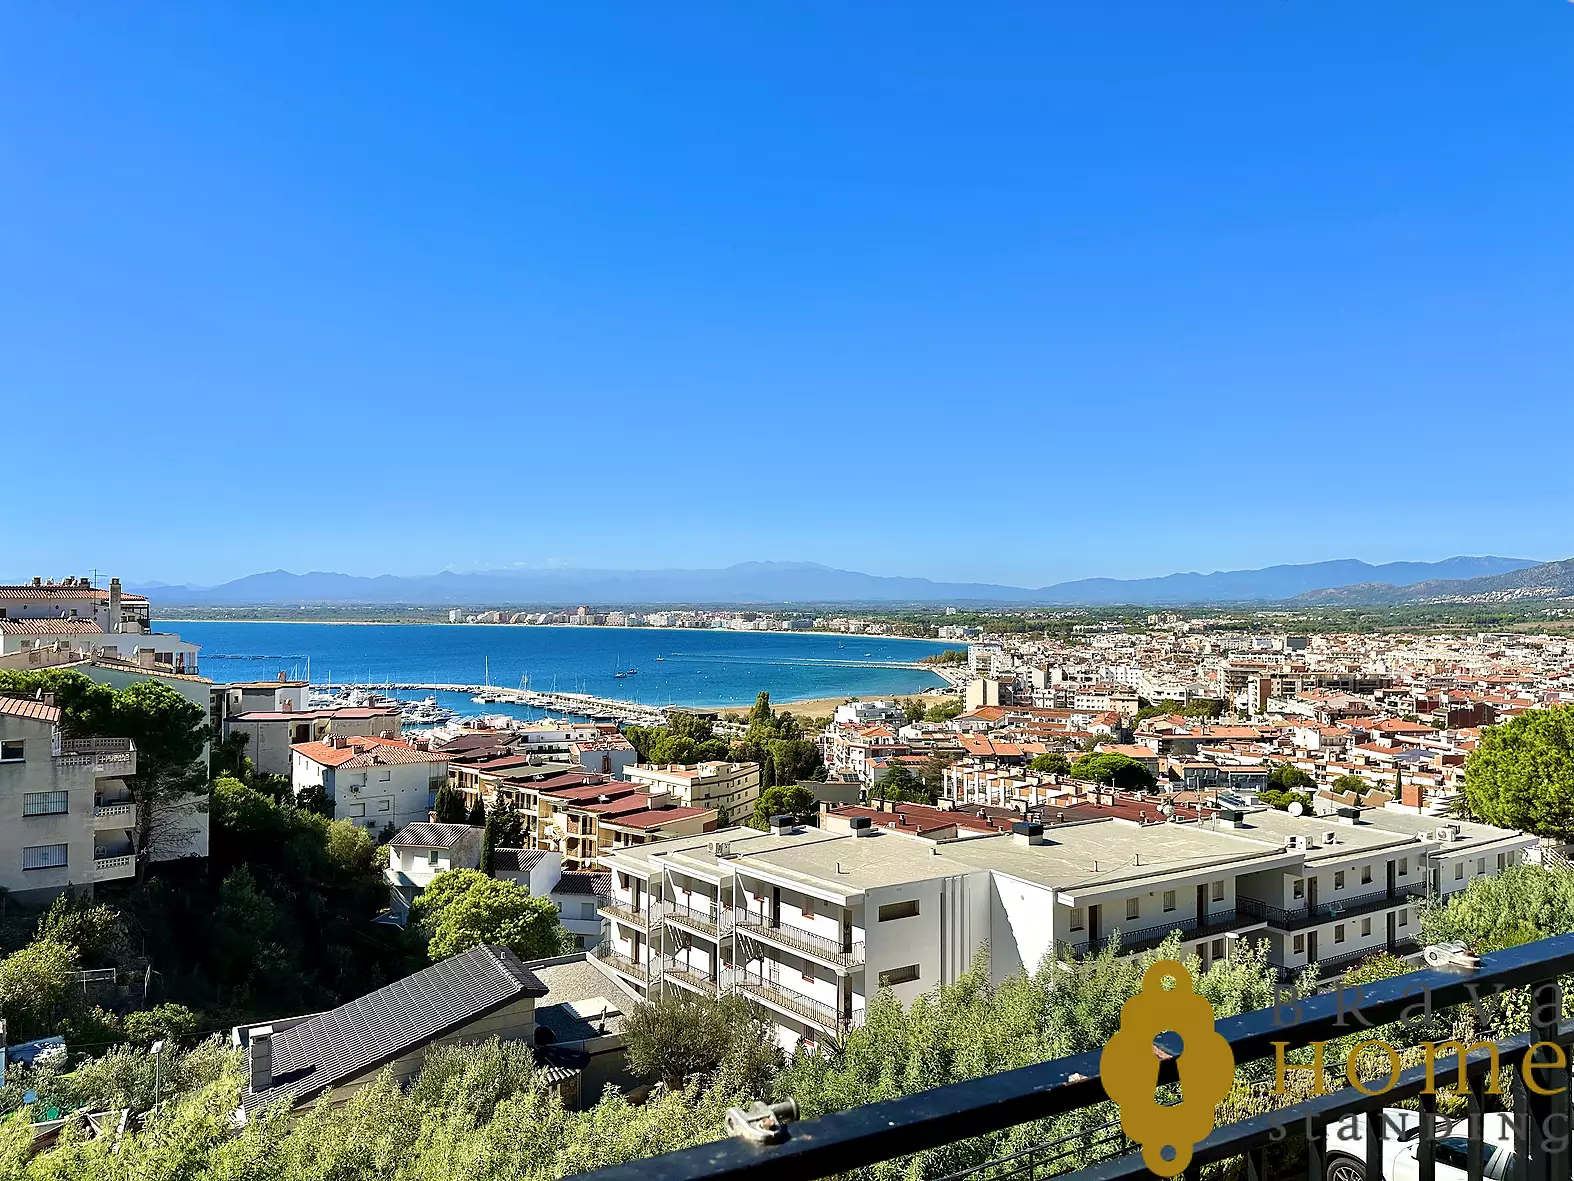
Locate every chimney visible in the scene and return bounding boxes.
[1337,806,1362,826]
[849,815,874,837]
[278,671,287,683]
[1401,781,1424,809]
[108,578,122,633]
[248,1026,274,1093]
[769,814,795,836]
[1012,820,1046,847]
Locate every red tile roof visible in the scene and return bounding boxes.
[0,619,106,635]
[0,695,62,724]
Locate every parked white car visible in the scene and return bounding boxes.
[1323,1108,1516,1181]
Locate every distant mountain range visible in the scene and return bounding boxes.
[130,556,1544,607]
[1296,557,1574,606]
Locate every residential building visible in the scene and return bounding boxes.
[384,822,484,922]
[291,735,449,832]
[226,705,402,777]
[626,761,761,825]
[0,695,138,903]
[493,848,610,949]
[592,803,1533,1052]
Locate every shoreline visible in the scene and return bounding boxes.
[161,618,948,643]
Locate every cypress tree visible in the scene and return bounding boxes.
[467,795,486,827]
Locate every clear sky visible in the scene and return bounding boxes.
[3,2,1571,588]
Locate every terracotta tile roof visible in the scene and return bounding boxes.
[0,695,62,724]
[0,619,106,635]
[0,586,147,602]
[292,740,360,767]
[604,805,715,829]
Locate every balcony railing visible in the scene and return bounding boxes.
[91,854,135,880]
[666,899,724,937]
[62,737,134,753]
[735,913,865,967]
[1238,883,1427,930]
[662,958,720,995]
[601,900,665,929]
[734,970,858,1033]
[566,933,1574,1181]
[591,945,652,982]
[1087,908,1247,955]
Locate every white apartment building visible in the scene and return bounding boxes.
[291,735,449,832]
[833,701,907,728]
[0,577,200,674]
[494,847,608,949]
[383,822,485,922]
[592,805,1534,1053]
[0,696,138,903]
[627,762,761,826]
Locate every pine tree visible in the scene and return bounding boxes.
[467,795,486,827]
[432,783,466,824]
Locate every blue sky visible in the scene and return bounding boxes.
[3,2,1571,587]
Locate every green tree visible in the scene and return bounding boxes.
[491,801,526,848]
[1028,752,1071,775]
[432,782,467,824]
[901,698,927,724]
[1070,752,1156,791]
[1266,763,1315,792]
[108,679,210,870]
[122,1002,202,1047]
[1463,705,1574,838]
[35,889,119,963]
[481,810,498,875]
[1331,774,1368,794]
[1421,862,1574,952]
[750,784,818,830]
[1259,788,1314,812]
[412,869,569,961]
[467,795,487,827]
[0,938,79,1040]
[623,989,779,1092]
[925,699,964,723]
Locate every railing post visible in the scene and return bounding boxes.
[1419,1092,1436,1181]
[1466,1072,1484,1181]
[1246,1146,1269,1181]
[1366,1108,1385,1181]
[1306,1118,1323,1181]
[1524,979,1564,1181]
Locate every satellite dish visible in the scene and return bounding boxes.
[1288,802,1305,816]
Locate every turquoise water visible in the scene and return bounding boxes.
[170,621,951,716]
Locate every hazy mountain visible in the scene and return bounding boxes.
[1296,557,1574,606]
[132,555,1541,607]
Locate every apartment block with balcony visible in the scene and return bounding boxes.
[0,695,139,903]
[626,761,761,826]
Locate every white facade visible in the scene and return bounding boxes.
[291,738,447,833]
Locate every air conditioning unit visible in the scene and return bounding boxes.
[1286,835,1307,851]
[709,839,732,859]
[1323,829,1339,845]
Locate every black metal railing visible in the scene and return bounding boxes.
[735,913,865,966]
[567,933,1574,1181]
[1088,909,1243,955]
[1239,882,1430,930]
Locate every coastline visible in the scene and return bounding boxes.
[161,618,946,642]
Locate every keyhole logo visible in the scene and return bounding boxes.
[1099,959,1235,1177]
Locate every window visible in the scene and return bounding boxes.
[23,791,69,816]
[1497,853,1507,872]
[1477,857,1487,875]
[429,850,440,865]
[1293,878,1305,899]
[349,803,365,817]
[1334,870,1346,890]
[1162,890,1176,913]
[1361,865,1372,885]
[802,968,816,984]
[1211,939,1225,959]
[379,769,392,781]
[1432,1140,1472,1172]
[1125,897,1140,920]
[0,740,24,762]
[1455,862,1465,880]
[878,900,920,922]
[1361,917,1372,937]
[879,965,920,987]
[802,902,815,919]
[1334,924,1346,944]
[1398,910,1409,928]
[1293,934,1305,955]
[1211,880,1224,902]
[1399,858,1408,877]
[1069,907,1084,931]
[23,844,68,871]
[377,798,390,812]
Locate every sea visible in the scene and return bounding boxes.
[168,621,953,722]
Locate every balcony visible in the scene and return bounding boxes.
[735,913,865,969]
[734,970,860,1034]
[591,944,652,984]
[91,853,135,881]
[600,899,664,930]
[56,737,136,776]
[1087,908,1260,956]
[1239,882,1427,930]
[93,802,137,831]
[662,958,720,996]
[565,933,1574,1181]
[666,899,724,939]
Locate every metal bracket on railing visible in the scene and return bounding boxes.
[725,1098,799,1145]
